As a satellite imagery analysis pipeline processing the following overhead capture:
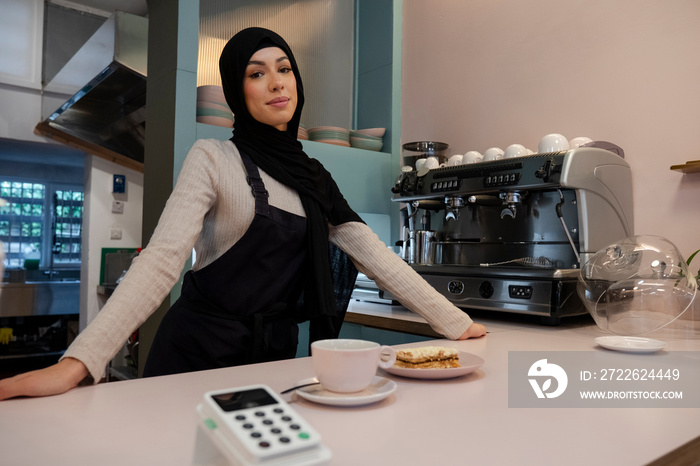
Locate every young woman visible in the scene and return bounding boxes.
[0,27,485,400]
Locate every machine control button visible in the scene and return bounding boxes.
[483,173,520,187]
[447,280,465,295]
[478,281,494,298]
[431,179,460,193]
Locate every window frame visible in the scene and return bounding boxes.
[0,175,83,270]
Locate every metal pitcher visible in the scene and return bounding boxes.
[409,230,438,264]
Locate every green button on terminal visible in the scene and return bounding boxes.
[204,418,217,430]
[298,432,310,439]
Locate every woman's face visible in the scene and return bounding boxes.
[243,46,297,131]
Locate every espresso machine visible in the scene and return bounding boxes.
[388,145,634,324]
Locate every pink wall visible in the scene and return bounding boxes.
[401,0,700,266]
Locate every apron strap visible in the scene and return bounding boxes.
[240,151,270,216]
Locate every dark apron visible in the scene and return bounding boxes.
[143,152,308,377]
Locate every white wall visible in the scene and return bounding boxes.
[0,85,45,143]
[81,156,143,329]
[0,0,44,143]
[401,0,700,270]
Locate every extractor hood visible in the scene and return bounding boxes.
[35,11,148,171]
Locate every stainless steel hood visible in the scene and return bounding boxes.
[36,11,148,171]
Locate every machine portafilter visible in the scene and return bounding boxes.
[445,196,466,221]
[499,192,524,219]
[458,192,525,219]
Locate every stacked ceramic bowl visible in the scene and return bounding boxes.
[307,126,350,146]
[196,85,234,127]
[297,125,308,140]
[350,128,385,152]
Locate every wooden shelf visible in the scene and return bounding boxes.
[670,160,700,173]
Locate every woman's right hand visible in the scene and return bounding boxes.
[0,357,88,401]
[457,322,487,340]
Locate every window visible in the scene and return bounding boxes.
[0,179,83,270]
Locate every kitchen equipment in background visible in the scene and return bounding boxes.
[351,273,396,305]
[0,315,75,363]
[0,223,78,369]
[402,141,449,170]
[578,235,698,338]
[99,247,140,295]
[35,12,148,166]
[389,144,633,324]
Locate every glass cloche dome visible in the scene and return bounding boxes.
[577,235,697,336]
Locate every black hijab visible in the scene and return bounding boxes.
[219,27,363,333]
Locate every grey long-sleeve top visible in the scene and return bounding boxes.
[62,139,473,382]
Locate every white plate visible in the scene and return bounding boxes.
[594,336,667,353]
[294,376,397,407]
[381,351,484,380]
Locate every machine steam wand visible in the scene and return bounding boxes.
[556,188,581,264]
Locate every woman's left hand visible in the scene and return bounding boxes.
[458,323,486,340]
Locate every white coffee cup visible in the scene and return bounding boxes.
[538,133,570,153]
[311,339,396,393]
[569,136,593,148]
[415,158,427,170]
[503,144,528,158]
[462,151,483,164]
[424,156,440,169]
[447,154,463,166]
[482,147,504,162]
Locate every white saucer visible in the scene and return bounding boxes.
[382,351,484,380]
[294,376,396,407]
[594,336,667,353]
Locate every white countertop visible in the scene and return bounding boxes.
[1,304,698,465]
